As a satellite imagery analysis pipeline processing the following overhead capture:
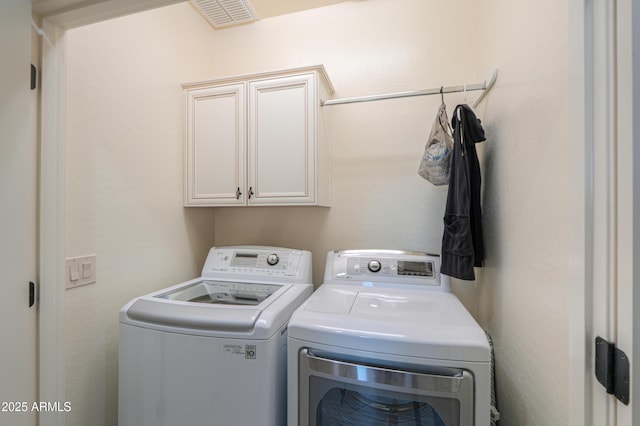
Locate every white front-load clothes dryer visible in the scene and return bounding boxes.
[118,246,313,426]
[288,250,493,426]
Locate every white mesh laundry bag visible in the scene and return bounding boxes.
[418,103,454,185]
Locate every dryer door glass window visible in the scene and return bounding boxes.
[313,381,451,425]
[299,350,474,426]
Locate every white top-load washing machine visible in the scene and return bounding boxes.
[288,250,492,426]
[119,246,313,426]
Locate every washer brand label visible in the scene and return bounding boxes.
[223,344,244,355]
[223,344,257,360]
[245,345,256,360]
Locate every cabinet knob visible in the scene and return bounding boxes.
[236,187,242,200]
[248,187,254,199]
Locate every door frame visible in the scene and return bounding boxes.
[568,0,640,425]
[611,0,640,423]
[37,18,67,426]
[567,1,589,423]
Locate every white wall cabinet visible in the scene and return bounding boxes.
[184,66,333,207]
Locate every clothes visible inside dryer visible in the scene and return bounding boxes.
[316,387,448,426]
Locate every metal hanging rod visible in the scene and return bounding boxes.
[322,68,498,108]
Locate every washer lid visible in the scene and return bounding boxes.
[289,285,490,362]
[123,279,293,334]
[126,298,262,332]
[156,280,282,306]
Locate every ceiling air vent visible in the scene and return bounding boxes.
[190,0,259,29]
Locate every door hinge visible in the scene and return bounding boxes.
[30,64,37,90]
[28,281,37,308]
[595,336,630,405]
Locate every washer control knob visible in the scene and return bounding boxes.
[266,253,280,266]
[368,260,382,273]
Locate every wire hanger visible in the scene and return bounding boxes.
[440,86,445,105]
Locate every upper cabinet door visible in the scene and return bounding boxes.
[183,66,333,207]
[185,83,246,206]
[247,73,316,205]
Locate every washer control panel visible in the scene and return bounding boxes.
[202,246,303,278]
[230,251,287,269]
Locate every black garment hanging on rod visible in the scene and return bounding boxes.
[441,104,486,281]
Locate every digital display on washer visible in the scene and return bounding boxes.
[235,253,258,258]
[397,261,434,277]
[231,252,259,267]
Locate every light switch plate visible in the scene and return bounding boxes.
[66,255,96,289]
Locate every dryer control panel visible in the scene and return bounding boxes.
[324,250,447,289]
[201,246,312,284]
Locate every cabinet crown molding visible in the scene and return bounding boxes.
[182,64,335,96]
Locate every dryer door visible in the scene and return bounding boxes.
[298,349,474,426]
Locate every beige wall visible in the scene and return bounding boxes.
[64,5,218,425]
[210,0,481,297]
[475,0,571,424]
[65,1,572,425]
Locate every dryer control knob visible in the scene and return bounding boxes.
[267,254,280,266]
[368,260,382,273]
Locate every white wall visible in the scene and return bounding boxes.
[210,0,482,301]
[64,6,218,425]
[475,0,571,424]
[64,1,573,425]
